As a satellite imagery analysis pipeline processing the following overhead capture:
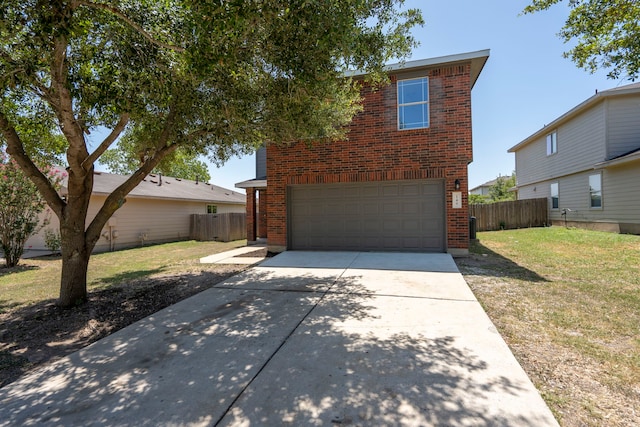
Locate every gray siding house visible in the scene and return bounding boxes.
[469,178,498,196]
[509,83,640,234]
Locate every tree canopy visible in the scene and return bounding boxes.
[524,0,640,80]
[100,131,212,182]
[0,0,422,306]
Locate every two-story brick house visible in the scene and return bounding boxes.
[509,83,640,234]
[237,50,490,255]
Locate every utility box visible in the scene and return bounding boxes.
[469,216,477,241]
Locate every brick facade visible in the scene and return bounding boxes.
[265,61,475,254]
[238,52,491,254]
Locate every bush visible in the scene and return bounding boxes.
[44,228,62,254]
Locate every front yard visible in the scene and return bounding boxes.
[0,240,254,387]
[456,227,640,427]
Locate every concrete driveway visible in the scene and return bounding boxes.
[0,251,558,426]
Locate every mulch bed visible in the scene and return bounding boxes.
[0,265,247,388]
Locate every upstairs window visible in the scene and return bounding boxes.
[546,131,557,155]
[207,205,217,214]
[589,174,602,208]
[550,182,559,209]
[398,77,429,130]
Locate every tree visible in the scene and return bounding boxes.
[468,193,488,205]
[524,0,640,80]
[488,174,516,203]
[100,131,212,181]
[0,151,60,267]
[0,1,422,307]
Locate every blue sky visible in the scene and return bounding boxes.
[103,1,624,192]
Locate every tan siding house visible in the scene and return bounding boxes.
[509,83,640,234]
[25,172,246,255]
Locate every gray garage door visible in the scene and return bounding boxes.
[289,180,445,252]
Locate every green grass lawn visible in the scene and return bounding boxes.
[0,240,246,312]
[457,227,640,426]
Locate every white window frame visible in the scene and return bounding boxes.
[589,173,602,209]
[206,204,217,214]
[397,77,429,130]
[546,131,558,156]
[550,182,559,210]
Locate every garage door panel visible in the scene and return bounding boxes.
[361,186,380,197]
[289,180,445,252]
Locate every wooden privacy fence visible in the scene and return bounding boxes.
[469,198,548,232]
[190,213,246,242]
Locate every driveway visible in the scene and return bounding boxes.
[0,251,558,426]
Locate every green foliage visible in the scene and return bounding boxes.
[0,151,60,267]
[524,0,640,80]
[101,132,211,181]
[469,193,488,205]
[488,174,516,203]
[43,228,62,254]
[0,0,422,305]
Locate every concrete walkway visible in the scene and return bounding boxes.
[0,251,558,426]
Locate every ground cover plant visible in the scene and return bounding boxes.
[456,227,640,427]
[0,240,260,387]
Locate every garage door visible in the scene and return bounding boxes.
[289,180,445,252]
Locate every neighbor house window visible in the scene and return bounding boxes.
[589,174,602,208]
[546,131,557,155]
[550,182,559,209]
[398,77,429,130]
[207,205,217,214]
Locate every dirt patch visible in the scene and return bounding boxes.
[234,248,271,258]
[0,265,247,388]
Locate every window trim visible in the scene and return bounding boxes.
[206,204,218,214]
[397,77,429,130]
[589,173,603,209]
[546,131,558,156]
[550,182,559,210]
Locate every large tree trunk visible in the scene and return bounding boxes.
[58,238,92,307]
[56,164,96,308]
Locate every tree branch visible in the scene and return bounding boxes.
[85,105,179,243]
[82,113,130,170]
[0,111,65,217]
[85,142,178,243]
[76,1,185,52]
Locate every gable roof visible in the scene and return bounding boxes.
[469,178,498,192]
[86,172,245,205]
[508,82,640,153]
[347,49,490,89]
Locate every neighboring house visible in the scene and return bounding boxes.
[25,171,246,254]
[237,49,490,255]
[509,82,640,234]
[469,178,498,196]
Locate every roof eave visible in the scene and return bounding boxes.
[509,85,640,153]
[346,49,490,88]
[594,151,640,168]
[235,179,267,189]
[90,191,245,204]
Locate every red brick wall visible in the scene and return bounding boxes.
[267,63,473,252]
[258,189,267,238]
[245,188,257,242]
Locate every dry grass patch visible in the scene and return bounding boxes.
[456,227,640,426]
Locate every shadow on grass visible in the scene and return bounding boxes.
[0,264,39,277]
[90,268,169,290]
[455,240,549,283]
